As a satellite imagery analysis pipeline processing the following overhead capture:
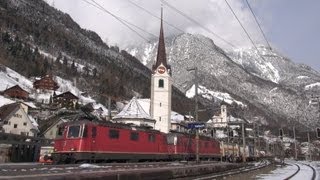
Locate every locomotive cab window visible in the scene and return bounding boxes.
[82,125,88,138]
[67,125,81,138]
[109,129,120,139]
[130,132,139,141]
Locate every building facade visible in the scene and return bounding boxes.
[3,85,29,100]
[0,103,38,136]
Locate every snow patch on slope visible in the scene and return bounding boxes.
[186,85,245,106]
[305,82,320,90]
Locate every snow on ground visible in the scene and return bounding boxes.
[186,85,245,106]
[297,76,309,79]
[0,95,15,107]
[256,161,316,180]
[0,67,33,91]
[256,164,298,180]
[305,82,320,90]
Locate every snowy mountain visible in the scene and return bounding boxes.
[0,0,195,119]
[127,33,320,131]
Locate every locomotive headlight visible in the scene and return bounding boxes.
[70,148,76,151]
[54,148,57,152]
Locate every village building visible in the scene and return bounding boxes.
[0,102,38,136]
[150,8,172,133]
[170,111,187,132]
[33,75,59,91]
[210,104,228,128]
[42,118,68,139]
[52,91,79,109]
[113,97,156,128]
[2,85,29,100]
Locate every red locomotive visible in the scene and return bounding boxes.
[52,120,221,164]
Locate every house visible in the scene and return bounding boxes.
[0,103,38,137]
[33,75,59,91]
[210,104,228,128]
[113,97,156,128]
[170,111,187,132]
[3,85,29,100]
[42,118,68,139]
[53,91,79,109]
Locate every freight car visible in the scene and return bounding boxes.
[52,120,221,164]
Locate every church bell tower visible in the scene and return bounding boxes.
[150,7,172,133]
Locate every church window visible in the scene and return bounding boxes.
[160,103,162,107]
[158,79,164,88]
[159,117,161,121]
[14,124,18,128]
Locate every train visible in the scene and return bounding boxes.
[52,120,221,164]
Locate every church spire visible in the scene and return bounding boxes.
[152,6,170,73]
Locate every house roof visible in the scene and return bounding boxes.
[113,97,153,120]
[4,85,29,94]
[54,91,79,100]
[0,103,19,122]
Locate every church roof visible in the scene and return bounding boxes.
[113,97,153,120]
[152,7,170,72]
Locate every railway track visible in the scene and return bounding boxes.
[284,162,316,180]
[189,160,270,180]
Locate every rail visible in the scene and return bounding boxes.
[284,163,316,180]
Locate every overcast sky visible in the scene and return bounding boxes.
[49,0,320,71]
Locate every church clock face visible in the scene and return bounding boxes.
[157,66,166,74]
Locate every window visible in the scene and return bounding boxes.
[148,134,156,142]
[109,129,120,139]
[23,122,27,126]
[92,127,97,138]
[67,125,81,138]
[14,124,18,128]
[130,132,139,141]
[158,79,164,88]
[159,117,161,121]
[82,125,88,137]
[57,126,64,137]
[160,103,162,107]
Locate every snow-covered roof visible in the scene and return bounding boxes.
[113,97,153,120]
[171,111,184,123]
[0,95,15,107]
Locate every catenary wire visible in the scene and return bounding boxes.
[161,0,237,49]
[84,0,153,42]
[244,0,271,49]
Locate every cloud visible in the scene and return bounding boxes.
[49,0,267,50]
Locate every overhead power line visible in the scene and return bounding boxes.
[127,0,184,33]
[224,0,269,62]
[161,0,237,49]
[83,0,155,42]
[244,0,271,49]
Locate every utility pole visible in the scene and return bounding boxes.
[242,122,246,162]
[293,126,297,160]
[308,131,311,160]
[187,67,199,163]
[108,96,112,120]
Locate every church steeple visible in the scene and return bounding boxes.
[152,7,170,73]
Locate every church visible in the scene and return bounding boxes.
[113,8,173,134]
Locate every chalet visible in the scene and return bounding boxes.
[53,91,79,109]
[3,85,29,100]
[0,103,38,137]
[42,118,68,139]
[33,75,59,91]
